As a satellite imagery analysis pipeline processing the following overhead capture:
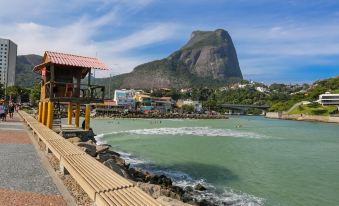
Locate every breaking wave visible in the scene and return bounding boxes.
[97,127,267,139]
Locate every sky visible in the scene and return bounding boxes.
[0,0,338,83]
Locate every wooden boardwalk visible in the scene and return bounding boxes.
[19,111,162,206]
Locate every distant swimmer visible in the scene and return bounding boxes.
[235,124,242,128]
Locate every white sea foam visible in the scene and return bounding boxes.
[98,127,266,139]
[94,133,105,144]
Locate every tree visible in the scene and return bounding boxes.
[6,86,20,100]
[182,104,195,113]
[29,84,41,105]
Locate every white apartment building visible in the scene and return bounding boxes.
[0,38,17,87]
[114,89,136,108]
[318,92,339,106]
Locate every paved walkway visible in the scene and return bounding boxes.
[0,113,67,206]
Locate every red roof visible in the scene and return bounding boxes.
[33,51,109,71]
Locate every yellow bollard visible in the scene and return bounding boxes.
[75,103,80,128]
[85,104,91,131]
[42,102,48,125]
[47,102,54,129]
[38,102,42,123]
[67,102,72,125]
[44,102,48,125]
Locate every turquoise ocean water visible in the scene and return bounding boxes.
[91,116,339,206]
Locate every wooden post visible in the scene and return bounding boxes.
[85,104,91,131]
[38,102,42,123]
[67,102,72,125]
[50,64,54,98]
[75,103,80,128]
[47,102,54,129]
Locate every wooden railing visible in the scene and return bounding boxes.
[19,111,162,206]
[44,81,105,103]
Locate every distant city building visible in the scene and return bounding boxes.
[318,92,339,106]
[0,38,17,87]
[255,86,267,93]
[177,99,203,112]
[113,89,136,109]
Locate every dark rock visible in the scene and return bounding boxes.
[129,168,146,180]
[96,153,112,163]
[103,159,127,177]
[106,150,121,157]
[111,156,127,167]
[198,199,217,206]
[76,142,96,157]
[194,183,207,191]
[171,185,185,196]
[184,186,194,193]
[96,145,109,153]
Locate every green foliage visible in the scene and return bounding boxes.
[15,55,42,87]
[29,84,41,104]
[306,76,339,100]
[181,104,195,112]
[5,86,30,102]
[289,104,337,116]
[308,102,321,108]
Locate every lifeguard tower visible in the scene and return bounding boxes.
[33,51,108,133]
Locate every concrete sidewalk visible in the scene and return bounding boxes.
[0,113,68,206]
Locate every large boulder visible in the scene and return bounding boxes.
[103,159,131,178]
[66,137,81,144]
[194,183,207,191]
[96,153,113,163]
[136,182,181,200]
[106,150,121,157]
[96,145,110,153]
[76,142,97,157]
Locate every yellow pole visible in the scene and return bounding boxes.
[47,102,54,129]
[85,104,91,131]
[42,102,48,125]
[75,103,80,128]
[67,102,72,125]
[44,102,48,125]
[38,102,42,123]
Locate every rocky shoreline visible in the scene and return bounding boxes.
[66,136,217,206]
[93,112,228,120]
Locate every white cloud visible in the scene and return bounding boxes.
[0,0,181,77]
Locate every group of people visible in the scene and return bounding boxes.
[0,100,17,121]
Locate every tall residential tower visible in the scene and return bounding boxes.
[0,38,17,87]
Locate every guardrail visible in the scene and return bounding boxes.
[19,110,162,206]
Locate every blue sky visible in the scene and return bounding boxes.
[0,0,338,83]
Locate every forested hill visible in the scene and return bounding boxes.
[15,54,42,87]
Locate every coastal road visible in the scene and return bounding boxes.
[0,113,68,206]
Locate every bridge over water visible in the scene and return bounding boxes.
[219,104,270,114]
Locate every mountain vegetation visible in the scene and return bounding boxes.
[95,29,243,89]
[15,54,42,87]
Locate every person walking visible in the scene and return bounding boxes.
[2,101,8,121]
[8,101,15,119]
[0,102,5,121]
